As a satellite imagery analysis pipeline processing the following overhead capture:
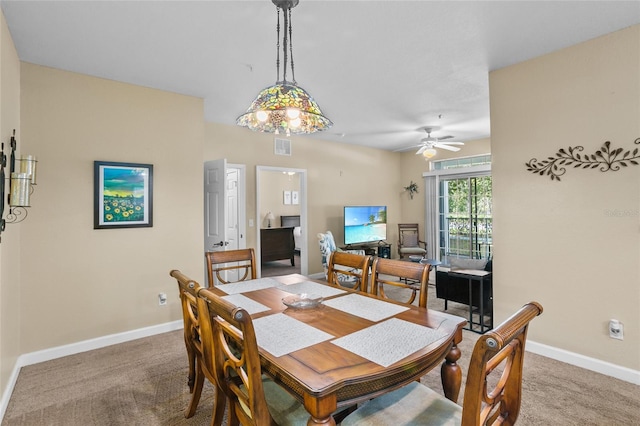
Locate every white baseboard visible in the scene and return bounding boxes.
[527,340,640,385]
[1,320,182,422]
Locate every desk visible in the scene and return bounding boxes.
[447,270,493,334]
[209,274,466,426]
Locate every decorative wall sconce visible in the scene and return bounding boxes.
[0,129,38,240]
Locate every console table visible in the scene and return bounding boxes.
[341,243,392,258]
[447,270,493,334]
[260,227,295,265]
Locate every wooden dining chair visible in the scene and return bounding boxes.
[341,301,544,426]
[327,251,372,292]
[370,257,431,307]
[205,248,257,287]
[197,288,311,425]
[169,270,225,422]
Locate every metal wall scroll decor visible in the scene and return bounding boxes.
[525,138,640,181]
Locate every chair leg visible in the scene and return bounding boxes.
[185,340,196,393]
[185,359,205,418]
[210,385,227,426]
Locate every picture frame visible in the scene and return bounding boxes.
[94,161,153,229]
[283,190,292,205]
[292,190,299,205]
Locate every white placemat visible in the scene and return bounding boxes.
[221,294,271,315]
[323,293,409,322]
[331,318,448,367]
[278,281,346,298]
[216,277,280,295]
[253,313,334,357]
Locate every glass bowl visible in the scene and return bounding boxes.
[282,293,324,309]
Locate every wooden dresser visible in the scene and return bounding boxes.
[260,227,295,265]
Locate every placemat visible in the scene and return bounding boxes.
[253,313,334,357]
[221,294,271,315]
[216,277,280,295]
[278,281,346,298]
[330,318,448,367]
[323,293,409,322]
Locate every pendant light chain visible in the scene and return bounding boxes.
[281,6,289,84]
[275,6,281,83]
[288,8,296,84]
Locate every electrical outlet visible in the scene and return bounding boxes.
[158,293,167,306]
[609,319,624,340]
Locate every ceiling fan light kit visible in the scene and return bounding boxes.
[236,0,332,136]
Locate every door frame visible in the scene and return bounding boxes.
[256,165,308,277]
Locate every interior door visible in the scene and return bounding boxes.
[204,159,246,284]
[204,159,231,284]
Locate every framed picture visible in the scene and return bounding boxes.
[94,161,153,229]
[283,190,292,205]
[292,190,299,205]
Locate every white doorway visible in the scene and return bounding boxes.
[256,166,308,277]
[203,159,247,284]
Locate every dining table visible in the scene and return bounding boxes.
[207,273,467,426]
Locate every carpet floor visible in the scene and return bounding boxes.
[3,285,639,425]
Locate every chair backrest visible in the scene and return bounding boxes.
[205,248,257,286]
[197,287,274,426]
[398,223,421,248]
[317,230,338,267]
[461,301,543,425]
[327,251,372,292]
[170,269,203,358]
[370,257,430,307]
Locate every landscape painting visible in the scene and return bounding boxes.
[94,161,153,229]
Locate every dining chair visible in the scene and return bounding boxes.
[196,288,311,425]
[370,257,431,307]
[327,251,372,292]
[317,230,365,279]
[341,301,544,426]
[169,270,225,422]
[397,223,427,260]
[205,248,257,287]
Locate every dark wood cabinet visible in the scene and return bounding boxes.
[260,227,295,265]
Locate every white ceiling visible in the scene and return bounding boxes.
[2,0,639,151]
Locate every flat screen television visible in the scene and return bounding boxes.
[344,205,387,245]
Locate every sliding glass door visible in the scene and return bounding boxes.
[438,175,492,260]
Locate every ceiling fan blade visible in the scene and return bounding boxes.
[415,145,428,155]
[438,135,455,140]
[437,141,465,146]
[434,143,461,152]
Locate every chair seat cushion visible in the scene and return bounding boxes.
[262,377,311,425]
[400,247,427,255]
[341,381,462,425]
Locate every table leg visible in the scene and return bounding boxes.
[441,341,462,403]
[468,277,473,331]
[304,394,337,426]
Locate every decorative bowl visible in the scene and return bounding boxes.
[409,255,424,262]
[282,293,324,309]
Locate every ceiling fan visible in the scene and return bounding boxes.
[413,128,464,156]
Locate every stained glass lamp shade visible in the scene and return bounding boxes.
[237,83,332,135]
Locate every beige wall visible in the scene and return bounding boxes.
[259,170,301,228]
[19,63,205,353]
[0,11,21,401]
[204,123,404,275]
[490,26,639,370]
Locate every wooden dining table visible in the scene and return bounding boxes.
[208,273,467,426]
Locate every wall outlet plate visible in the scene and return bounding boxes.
[158,293,167,306]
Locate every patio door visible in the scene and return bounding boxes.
[438,175,492,260]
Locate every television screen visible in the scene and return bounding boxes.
[344,205,387,245]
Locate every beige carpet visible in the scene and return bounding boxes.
[3,285,639,425]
